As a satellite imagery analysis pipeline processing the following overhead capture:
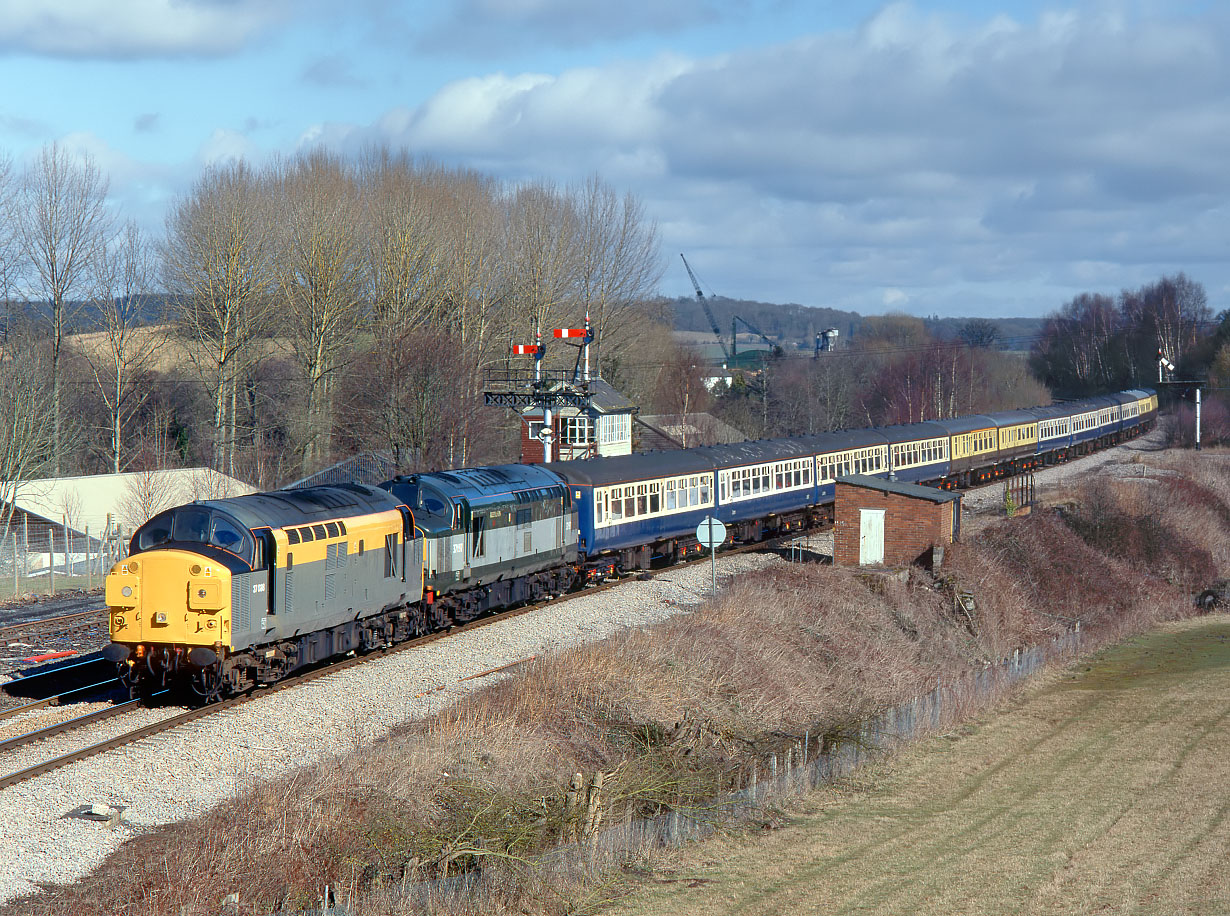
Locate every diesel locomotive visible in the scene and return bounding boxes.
[103,388,1157,700]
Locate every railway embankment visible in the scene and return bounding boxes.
[8,449,1230,916]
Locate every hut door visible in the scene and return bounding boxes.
[859,509,885,566]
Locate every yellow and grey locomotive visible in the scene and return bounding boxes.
[104,484,422,700]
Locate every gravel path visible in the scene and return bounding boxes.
[0,551,780,904]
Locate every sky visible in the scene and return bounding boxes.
[0,0,1227,319]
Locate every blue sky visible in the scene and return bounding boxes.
[0,0,1226,318]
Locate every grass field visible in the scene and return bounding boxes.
[609,614,1230,916]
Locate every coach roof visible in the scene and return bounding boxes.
[545,450,715,488]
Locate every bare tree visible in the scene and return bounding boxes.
[503,181,580,342]
[0,324,56,542]
[16,143,112,475]
[163,161,275,475]
[1120,273,1211,372]
[117,469,180,531]
[272,151,366,474]
[0,152,22,341]
[1030,293,1123,396]
[572,174,662,375]
[432,171,512,466]
[82,221,163,473]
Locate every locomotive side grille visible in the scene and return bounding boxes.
[325,573,336,600]
[232,579,251,631]
[286,570,295,612]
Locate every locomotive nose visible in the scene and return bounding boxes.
[105,551,233,650]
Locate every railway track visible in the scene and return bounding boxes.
[0,459,1081,793]
[0,530,808,792]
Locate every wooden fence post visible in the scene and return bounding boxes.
[583,772,604,839]
[49,530,55,596]
[562,772,583,842]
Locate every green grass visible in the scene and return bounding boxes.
[608,615,1230,916]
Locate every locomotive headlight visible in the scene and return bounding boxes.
[198,588,207,598]
[121,586,133,598]
[155,611,167,624]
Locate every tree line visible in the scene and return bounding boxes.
[0,144,667,491]
[1,141,1224,514]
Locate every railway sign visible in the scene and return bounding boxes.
[696,517,726,548]
[697,516,726,598]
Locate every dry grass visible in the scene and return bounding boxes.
[10,468,1217,915]
[608,614,1230,916]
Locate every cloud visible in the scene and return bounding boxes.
[0,0,291,59]
[302,55,365,88]
[198,128,260,167]
[417,0,718,53]
[134,113,160,133]
[303,3,1230,315]
[883,288,908,306]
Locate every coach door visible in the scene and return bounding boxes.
[859,509,885,566]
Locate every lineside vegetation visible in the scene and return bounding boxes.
[10,450,1230,915]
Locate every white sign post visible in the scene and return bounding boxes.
[696,516,727,598]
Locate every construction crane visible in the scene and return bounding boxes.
[732,315,783,362]
[680,253,730,364]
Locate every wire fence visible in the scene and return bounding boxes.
[0,518,128,600]
[398,623,1085,914]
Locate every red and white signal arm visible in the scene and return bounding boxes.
[513,344,540,354]
[553,328,587,338]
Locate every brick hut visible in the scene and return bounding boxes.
[833,474,962,568]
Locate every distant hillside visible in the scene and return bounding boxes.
[669,297,1043,353]
[669,296,862,353]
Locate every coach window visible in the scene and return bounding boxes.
[625,492,636,518]
[609,490,623,520]
[649,486,661,514]
[637,487,647,516]
[699,477,710,504]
